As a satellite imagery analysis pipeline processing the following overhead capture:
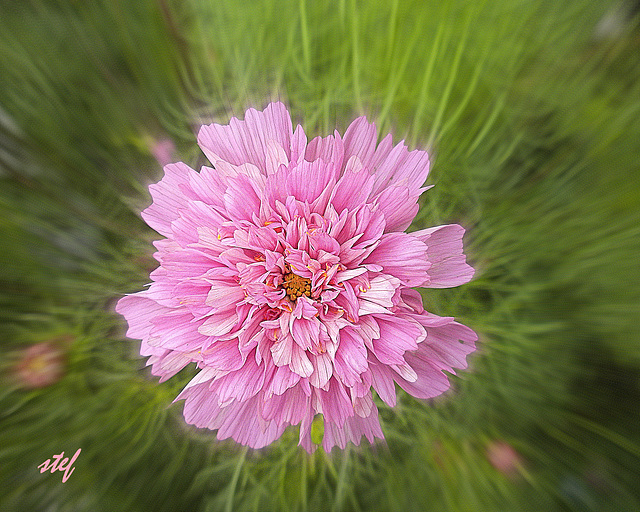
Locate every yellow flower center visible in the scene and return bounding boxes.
[282,272,312,301]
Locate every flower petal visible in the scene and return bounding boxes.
[309,351,333,389]
[342,116,378,173]
[370,141,430,197]
[149,310,207,352]
[305,130,344,174]
[198,311,239,337]
[115,293,170,340]
[262,384,310,425]
[316,378,353,427]
[141,343,196,382]
[264,158,335,212]
[322,399,384,452]
[373,185,422,233]
[141,162,196,237]
[210,352,268,403]
[412,224,475,287]
[197,102,293,172]
[370,315,424,365]
[364,232,430,286]
[333,328,368,387]
[329,167,375,214]
[357,275,400,316]
[393,312,477,399]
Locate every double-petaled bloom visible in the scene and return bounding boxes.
[116,103,476,452]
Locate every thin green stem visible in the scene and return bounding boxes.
[349,0,362,113]
[225,447,248,512]
[427,8,472,147]
[299,0,311,77]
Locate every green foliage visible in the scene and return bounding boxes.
[1,0,639,510]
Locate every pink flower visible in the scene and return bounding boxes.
[116,103,476,452]
[15,342,66,389]
[486,441,523,477]
[150,138,176,168]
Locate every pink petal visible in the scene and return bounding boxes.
[370,141,430,197]
[173,280,214,318]
[197,102,294,172]
[265,364,301,397]
[309,351,333,389]
[404,311,477,372]
[201,338,245,371]
[400,288,425,313]
[316,378,353,427]
[115,293,171,340]
[329,167,376,213]
[352,392,374,418]
[322,400,384,452]
[290,318,316,351]
[412,224,475,287]
[370,315,424,366]
[170,200,228,245]
[141,162,196,237]
[187,166,228,211]
[265,140,289,175]
[144,277,182,309]
[292,296,318,320]
[289,342,314,378]
[368,360,397,406]
[393,313,476,400]
[149,310,208,352]
[305,130,344,174]
[198,311,239,337]
[392,356,451,399]
[159,247,223,279]
[333,328,368,387]
[264,159,335,212]
[373,185,421,233]
[357,275,400,316]
[217,399,286,448]
[270,333,294,367]
[184,390,287,449]
[209,352,268,403]
[205,279,245,311]
[178,381,223,427]
[223,173,263,222]
[364,232,430,286]
[262,384,310,425]
[141,343,195,382]
[341,117,378,174]
[289,124,308,165]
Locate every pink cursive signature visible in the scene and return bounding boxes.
[37,448,81,483]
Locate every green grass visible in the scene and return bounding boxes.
[1,0,639,510]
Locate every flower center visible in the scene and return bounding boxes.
[282,272,312,301]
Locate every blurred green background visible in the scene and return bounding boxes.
[1,0,639,510]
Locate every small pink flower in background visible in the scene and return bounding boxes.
[15,342,66,389]
[486,440,523,477]
[117,102,476,452]
[150,138,176,167]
